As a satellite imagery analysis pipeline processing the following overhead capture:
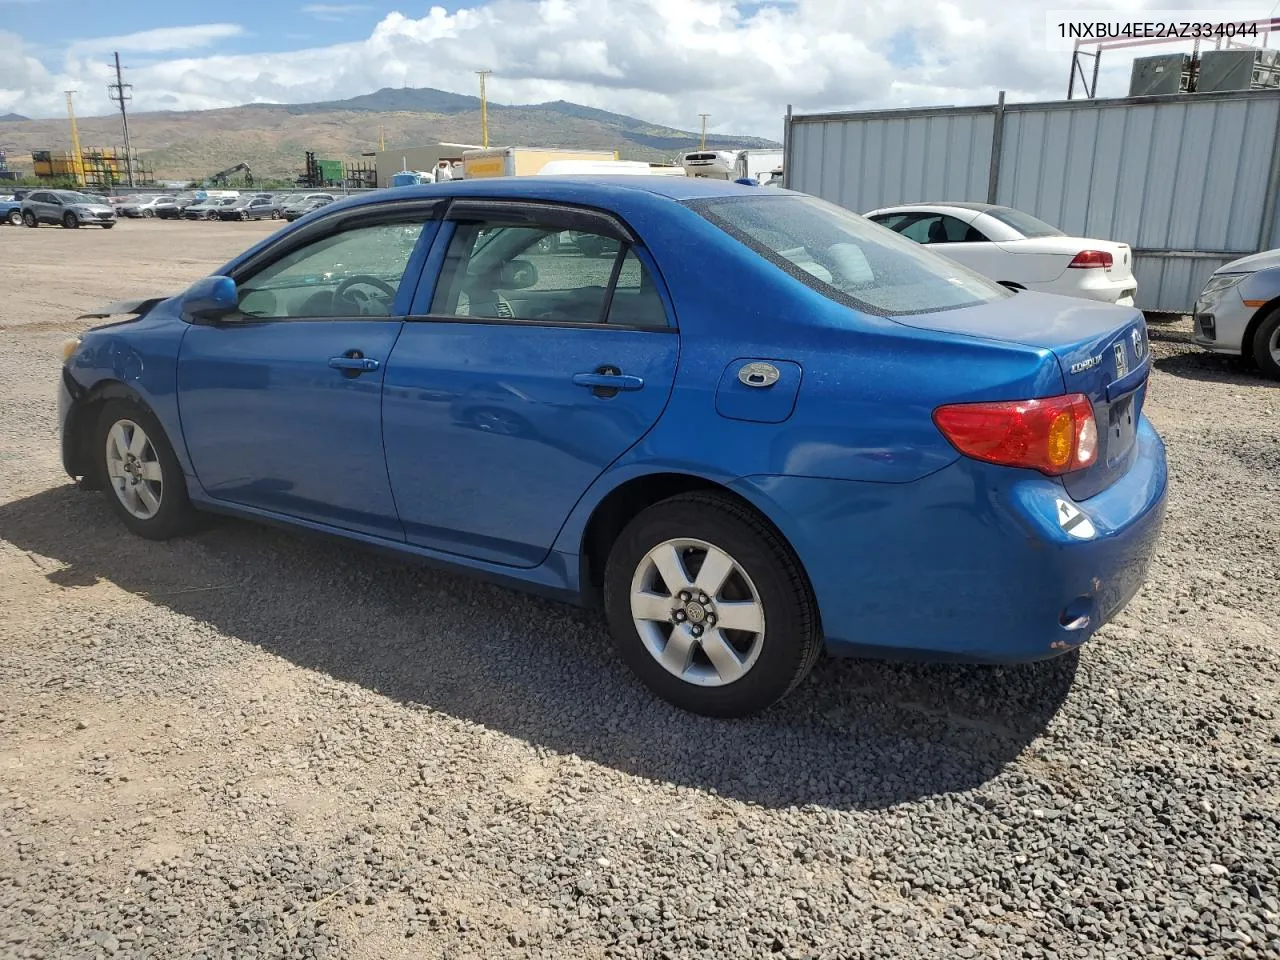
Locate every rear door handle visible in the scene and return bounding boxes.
[572,372,644,391]
[329,355,380,373]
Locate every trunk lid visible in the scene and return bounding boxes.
[895,290,1150,499]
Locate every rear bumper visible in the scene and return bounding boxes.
[731,417,1168,664]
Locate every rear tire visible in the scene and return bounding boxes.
[6,209,21,226]
[22,211,37,227]
[62,212,79,229]
[95,399,198,541]
[1251,308,1280,381]
[603,492,821,718]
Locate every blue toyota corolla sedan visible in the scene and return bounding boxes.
[57,177,1167,717]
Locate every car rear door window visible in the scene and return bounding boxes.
[429,219,668,327]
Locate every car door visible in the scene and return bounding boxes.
[381,200,679,567]
[31,192,57,223]
[176,202,442,539]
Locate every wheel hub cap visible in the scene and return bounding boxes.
[683,600,707,624]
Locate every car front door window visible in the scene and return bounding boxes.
[236,221,429,319]
[899,214,974,245]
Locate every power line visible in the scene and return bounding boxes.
[106,51,135,187]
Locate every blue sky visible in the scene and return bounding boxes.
[0,0,1248,136]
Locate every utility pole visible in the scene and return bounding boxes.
[698,113,710,150]
[64,91,85,186]
[107,51,136,186]
[476,69,492,148]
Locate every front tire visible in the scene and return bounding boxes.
[6,209,21,226]
[603,492,821,718]
[62,212,79,229]
[142,208,154,218]
[1251,308,1280,381]
[95,399,197,540]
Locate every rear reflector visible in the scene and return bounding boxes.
[1068,250,1113,269]
[933,394,1099,476]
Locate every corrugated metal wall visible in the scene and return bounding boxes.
[785,90,1280,312]
[788,110,994,213]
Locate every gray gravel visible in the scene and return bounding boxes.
[1,227,1278,960]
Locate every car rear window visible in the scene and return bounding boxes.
[982,206,1065,238]
[688,194,1009,315]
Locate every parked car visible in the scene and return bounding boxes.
[119,195,179,219]
[55,179,1167,718]
[1,196,22,225]
[863,202,1137,306]
[1192,249,1280,380]
[282,196,334,221]
[183,197,240,221]
[21,189,116,228]
[218,195,276,221]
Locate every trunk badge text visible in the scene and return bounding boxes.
[738,362,781,388]
[1070,354,1102,374]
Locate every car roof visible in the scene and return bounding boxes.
[335,175,763,211]
[874,200,998,213]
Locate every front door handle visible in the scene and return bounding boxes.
[329,353,380,373]
[572,372,644,391]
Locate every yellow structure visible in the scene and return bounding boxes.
[462,147,617,179]
[32,147,134,187]
[65,91,85,185]
[476,69,493,148]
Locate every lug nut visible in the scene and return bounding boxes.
[698,594,709,604]
[679,591,691,602]
[706,614,716,626]
[674,611,686,622]
[692,625,703,637]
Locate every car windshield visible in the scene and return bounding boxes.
[59,192,97,204]
[690,194,1009,315]
[983,206,1065,238]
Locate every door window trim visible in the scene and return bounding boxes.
[406,201,678,333]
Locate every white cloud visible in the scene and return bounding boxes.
[70,23,244,56]
[0,0,1237,138]
[302,3,371,20]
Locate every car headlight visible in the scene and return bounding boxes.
[1199,273,1247,297]
[61,337,82,362]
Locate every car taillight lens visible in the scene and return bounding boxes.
[1068,249,1113,269]
[933,394,1099,475]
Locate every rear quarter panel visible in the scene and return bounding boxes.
[552,200,1066,553]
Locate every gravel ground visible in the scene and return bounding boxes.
[1,221,1278,960]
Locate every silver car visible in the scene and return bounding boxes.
[1193,249,1280,380]
[20,190,117,229]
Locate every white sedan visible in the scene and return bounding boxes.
[863,202,1137,306]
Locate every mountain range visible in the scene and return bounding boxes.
[0,87,780,182]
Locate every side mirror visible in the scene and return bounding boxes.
[185,275,239,320]
[499,259,539,290]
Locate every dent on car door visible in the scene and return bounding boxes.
[176,210,441,537]
[382,203,679,567]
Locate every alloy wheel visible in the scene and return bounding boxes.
[629,537,766,687]
[104,419,164,520]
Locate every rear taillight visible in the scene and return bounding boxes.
[1068,249,1113,269]
[933,394,1099,476]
